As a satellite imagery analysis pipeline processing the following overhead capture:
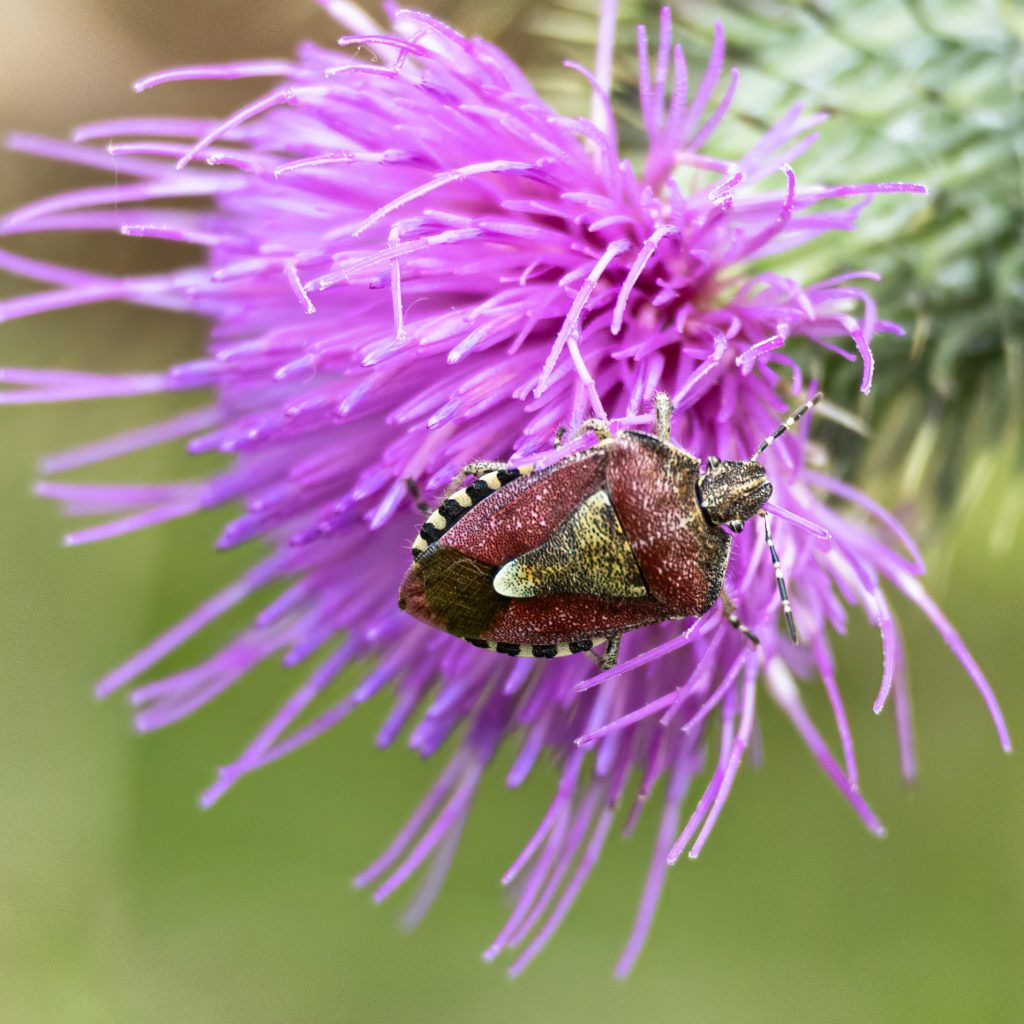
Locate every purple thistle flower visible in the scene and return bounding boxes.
[0,1,1009,976]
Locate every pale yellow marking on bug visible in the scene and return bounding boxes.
[516,640,607,658]
[493,490,647,600]
[474,638,607,657]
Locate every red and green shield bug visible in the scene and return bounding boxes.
[398,392,821,669]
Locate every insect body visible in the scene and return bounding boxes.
[398,393,820,669]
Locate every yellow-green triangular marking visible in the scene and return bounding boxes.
[493,490,647,599]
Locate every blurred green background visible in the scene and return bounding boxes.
[1,2,1021,1022]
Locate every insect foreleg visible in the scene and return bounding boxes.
[760,511,798,643]
[721,590,760,646]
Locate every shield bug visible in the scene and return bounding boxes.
[398,392,821,669]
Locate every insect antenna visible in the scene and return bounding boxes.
[760,511,798,643]
[751,392,823,461]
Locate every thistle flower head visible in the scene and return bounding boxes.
[0,1,1008,976]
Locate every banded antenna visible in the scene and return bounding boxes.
[751,392,823,461]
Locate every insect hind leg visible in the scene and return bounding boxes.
[721,590,759,646]
[595,634,621,670]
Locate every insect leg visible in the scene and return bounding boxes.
[760,511,798,643]
[721,590,760,646]
[574,418,612,442]
[597,634,621,670]
[404,478,431,515]
[751,392,823,461]
[654,391,672,442]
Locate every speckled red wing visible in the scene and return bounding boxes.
[438,449,609,565]
[607,432,730,618]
